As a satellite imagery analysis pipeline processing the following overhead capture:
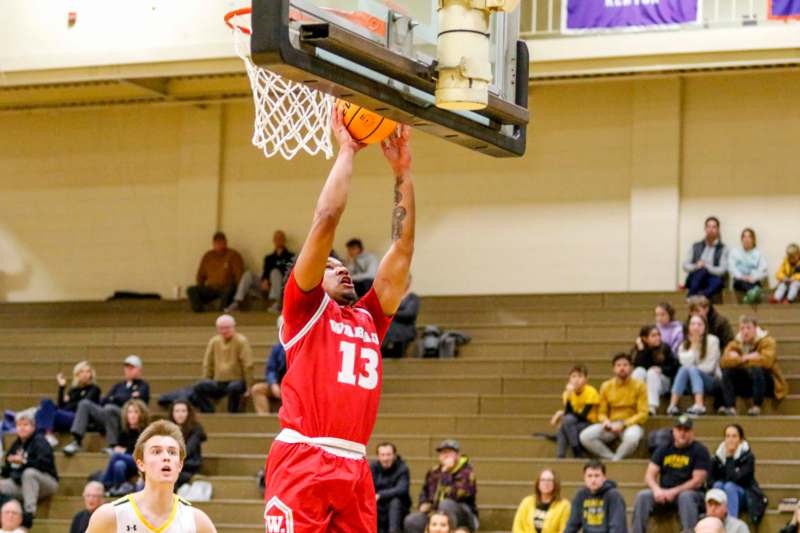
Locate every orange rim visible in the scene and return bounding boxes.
[224,6,386,37]
[224,7,252,35]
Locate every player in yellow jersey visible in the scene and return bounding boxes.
[87,420,217,533]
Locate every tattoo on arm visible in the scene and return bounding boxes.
[391,176,407,241]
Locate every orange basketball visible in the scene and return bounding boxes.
[337,100,397,145]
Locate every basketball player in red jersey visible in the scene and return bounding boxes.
[262,107,414,533]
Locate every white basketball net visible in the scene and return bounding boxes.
[230,15,334,160]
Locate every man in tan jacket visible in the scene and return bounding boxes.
[187,232,245,313]
[192,314,254,413]
[720,315,787,416]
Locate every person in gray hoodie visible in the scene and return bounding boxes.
[565,460,627,533]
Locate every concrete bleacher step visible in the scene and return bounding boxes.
[5,337,800,366]
[81,412,795,438]
[5,304,800,330]
[37,430,800,462]
[49,453,800,486]
[28,496,794,532]
[4,351,800,379]
[6,369,800,396]
[6,317,800,345]
[48,473,800,517]
[5,390,800,415]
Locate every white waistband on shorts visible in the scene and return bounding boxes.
[275,428,366,460]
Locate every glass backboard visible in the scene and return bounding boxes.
[250,0,529,156]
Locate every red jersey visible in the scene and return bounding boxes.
[278,271,393,445]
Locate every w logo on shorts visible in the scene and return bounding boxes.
[264,496,294,533]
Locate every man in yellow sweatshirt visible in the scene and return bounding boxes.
[580,353,649,461]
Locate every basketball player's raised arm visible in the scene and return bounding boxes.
[374,125,415,315]
[293,107,365,291]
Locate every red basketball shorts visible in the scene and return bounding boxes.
[263,440,377,533]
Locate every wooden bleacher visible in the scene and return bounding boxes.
[0,292,798,532]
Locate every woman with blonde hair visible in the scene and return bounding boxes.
[513,468,570,533]
[35,361,100,447]
[101,399,150,496]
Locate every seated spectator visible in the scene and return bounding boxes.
[682,216,729,300]
[687,296,734,350]
[710,424,766,523]
[381,278,420,359]
[370,442,411,533]
[729,228,768,301]
[580,353,648,461]
[632,416,710,533]
[187,231,245,313]
[69,481,104,533]
[0,500,25,533]
[512,468,570,533]
[667,315,721,416]
[694,516,724,533]
[564,460,627,533]
[632,325,679,415]
[772,243,800,304]
[193,314,254,413]
[168,400,207,489]
[251,335,287,415]
[100,399,149,496]
[404,440,478,533]
[0,411,59,528]
[655,302,684,355]
[703,489,749,533]
[35,361,100,447]
[720,315,788,416]
[550,365,599,458]
[63,355,149,456]
[227,230,294,313]
[425,511,455,533]
[345,238,379,297]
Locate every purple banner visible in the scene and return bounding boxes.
[770,0,800,18]
[563,0,700,32]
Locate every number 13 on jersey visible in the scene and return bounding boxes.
[337,341,379,390]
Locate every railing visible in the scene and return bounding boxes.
[520,0,796,37]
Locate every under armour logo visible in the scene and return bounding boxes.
[126,525,138,531]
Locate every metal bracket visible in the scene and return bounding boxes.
[387,11,418,59]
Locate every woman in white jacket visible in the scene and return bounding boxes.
[666,315,721,416]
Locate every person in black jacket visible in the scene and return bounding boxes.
[100,400,150,497]
[631,326,679,415]
[381,280,420,358]
[564,460,627,533]
[35,361,101,447]
[64,355,150,456]
[169,400,207,489]
[688,296,735,351]
[710,423,766,524]
[0,411,59,528]
[370,442,411,533]
[69,480,104,533]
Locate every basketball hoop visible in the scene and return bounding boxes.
[225,8,335,160]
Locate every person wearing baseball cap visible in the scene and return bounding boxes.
[632,415,712,533]
[704,488,749,533]
[403,439,478,533]
[63,355,150,456]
